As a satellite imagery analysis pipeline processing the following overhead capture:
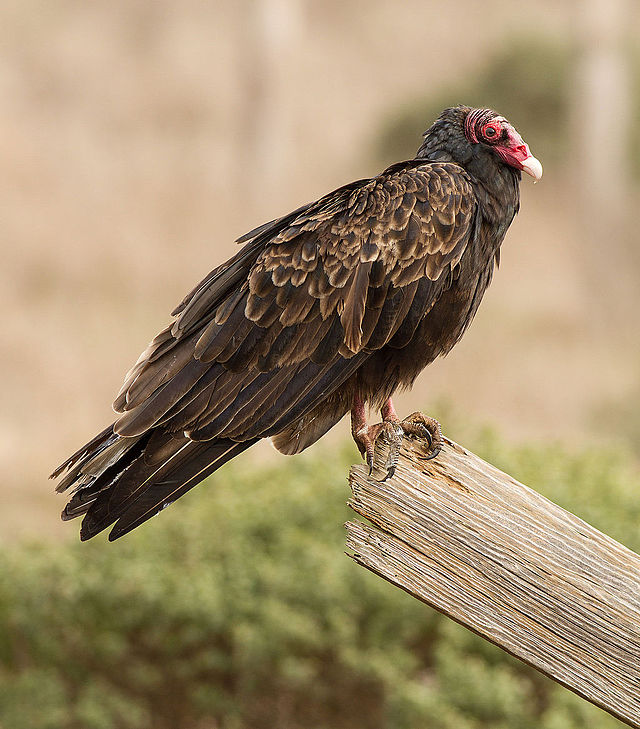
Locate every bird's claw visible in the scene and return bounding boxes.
[370,422,404,481]
[354,421,403,481]
[400,412,443,461]
[354,412,442,481]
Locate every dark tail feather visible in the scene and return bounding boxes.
[104,439,254,541]
[80,433,257,542]
[50,424,120,486]
[59,430,159,522]
[53,425,257,542]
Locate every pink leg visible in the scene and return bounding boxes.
[381,398,398,422]
[350,393,368,444]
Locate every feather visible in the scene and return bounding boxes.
[51,425,117,483]
[257,326,301,371]
[187,366,295,440]
[221,324,273,372]
[55,105,531,541]
[392,256,426,287]
[123,333,200,410]
[360,240,379,263]
[279,289,316,327]
[310,316,344,365]
[114,359,210,437]
[214,318,256,364]
[341,261,372,352]
[364,288,405,349]
[214,286,247,325]
[185,368,260,430]
[271,402,347,455]
[275,316,323,365]
[396,213,421,260]
[388,278,435,349]
[307,267,332,298]
[250,353,368,440]
[214,368,297,439]
[155,364,225,427]
[80,436,256,541]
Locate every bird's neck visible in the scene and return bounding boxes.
[471,163,521,229]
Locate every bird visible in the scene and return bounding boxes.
[51,105,542,542]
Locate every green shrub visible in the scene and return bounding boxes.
[0,432,637,729]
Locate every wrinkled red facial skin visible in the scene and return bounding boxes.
[493,126,533,172]
[464,109,533,172]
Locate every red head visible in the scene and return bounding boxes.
[464,108,543,181]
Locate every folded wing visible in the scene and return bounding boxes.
[53,160,477,540]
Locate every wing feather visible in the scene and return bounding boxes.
[115,161,476,442]
[56,160,479,539]
[341,261,373,352]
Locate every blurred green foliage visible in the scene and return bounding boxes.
[1,430,638,729]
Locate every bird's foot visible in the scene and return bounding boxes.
[352,420,405,480]
[378,412,442,479]
[351,397,443,480]
[395,411,443,462]
[352,411,443,481]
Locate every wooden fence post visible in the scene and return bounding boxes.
[345,437,640,728]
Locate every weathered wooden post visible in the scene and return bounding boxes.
[346,437,640,728]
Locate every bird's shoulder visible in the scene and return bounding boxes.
[244,160,475,244]
[250,159,477,295]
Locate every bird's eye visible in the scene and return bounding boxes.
[482,123,499,141]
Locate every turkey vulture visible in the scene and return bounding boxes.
[51,105,542,541]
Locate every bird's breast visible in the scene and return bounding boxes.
[357,242,497,406]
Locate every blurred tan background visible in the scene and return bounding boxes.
[2,0,639,540]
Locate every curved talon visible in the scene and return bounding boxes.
[401,421,432,445]
[401,412,442,460]
[373,422,404,481]
[353,421,404,480]
[351,400,443,480]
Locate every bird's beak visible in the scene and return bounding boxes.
[496,128,543,182]
[520,154,543,181]
[502,143,543,181]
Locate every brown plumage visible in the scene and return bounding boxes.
[51,105,542,541]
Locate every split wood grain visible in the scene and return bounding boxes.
[346,437,640,728]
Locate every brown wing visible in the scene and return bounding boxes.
[111,161,477,444]
[53,160,478,541]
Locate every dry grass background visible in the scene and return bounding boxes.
[2,0,639,540]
